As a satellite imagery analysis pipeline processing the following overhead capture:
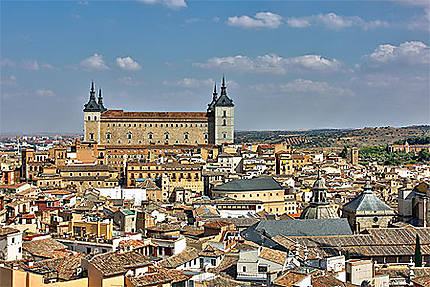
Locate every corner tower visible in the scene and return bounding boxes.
[207,76,234,145]
[83,82,103,143]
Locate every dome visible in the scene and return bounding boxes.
[300,204,339,219]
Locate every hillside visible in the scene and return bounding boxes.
[235,125,430,148]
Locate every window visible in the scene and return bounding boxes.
[242,266,246,272]
[211,259,216,266]
[90,133,94,140]
[88,116,91,121]
[127,132,132,140]
[222,119,226,126]
[95,116,97,121]
[258,265,268,273]
[184,132,189,140]
[223,132,227,139]
[106,132,111,140]
[223,110,226,117]
[165,132,169,140]
[204,133,208,139]
[148,133,153,139]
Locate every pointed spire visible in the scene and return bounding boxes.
[221,75,227,96]
[89,81,96,100]
[98,88,107,112]
[98,88,103,103]
[212,82,218,101]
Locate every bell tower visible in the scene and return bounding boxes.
[83,81,102,143]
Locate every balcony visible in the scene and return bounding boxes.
[236,272,266,281]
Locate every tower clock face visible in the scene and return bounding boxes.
[373,216,379,223]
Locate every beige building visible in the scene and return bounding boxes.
[58,164,119,192]
[211,177,287,215]
[126,162,204,201]
[83,78,234,146]
[342,182,395,233]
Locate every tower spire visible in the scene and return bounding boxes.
[212,82,218,101]
[221,75,227,96]
[89,81,96,100]
[98,88,107,112]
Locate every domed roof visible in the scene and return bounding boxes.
[300,204,338,219]
[313,176,326,190]
[342,182,394,213]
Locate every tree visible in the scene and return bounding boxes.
[339,146,348,158]
[345,250,351,261]
[415,234,423,267]
[418,149,430,162]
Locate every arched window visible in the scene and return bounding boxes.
[148,132,153,140]
[165,132,169,140]
[106,132,111,140]
[184,132,189,140]
[204,133,208,139]
[127,132,132,140]
[223,119,226,126]
[88,116,91,121]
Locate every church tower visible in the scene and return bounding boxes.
[83,81,104,143]
[207,76,234,145]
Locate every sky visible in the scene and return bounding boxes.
[1,0,429,134]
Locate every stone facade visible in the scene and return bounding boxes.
[83,78,234,146]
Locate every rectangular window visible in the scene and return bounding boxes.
[258,265,268,273]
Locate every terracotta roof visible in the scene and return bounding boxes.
[102,110,208,120]
[23,238,67,259]
[411,275,430,287]
[90,251,152,277]
[312,275,357,287]
[199,245,224,257]
[259,247,288,265]
[127,268,192,286]
[0,227,20,236]
[158,246,199,268]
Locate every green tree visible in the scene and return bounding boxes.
[418,149,430,162]
[339,146,348,158]
[415,234,423,267]
[345,250,351,261]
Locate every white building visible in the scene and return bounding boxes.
[97,187,147,206]
[0,227,22,261]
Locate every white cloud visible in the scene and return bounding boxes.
[138,0,187,9]
[227,12,282,29]
[163,78,214,88]
[118,76,141,86]
[116,56,142,71]
[36,89,55,97]
[0,59,16,68]
[364,41,430,66]
[194,54,341,74]
[279,79,354,97]
[287,13,389,30]
[286,18,310,28]
[21,60,39,70]
[408,7,430,31]
[163,78,238,89]
[0,75,17,87]
[80,53,109,71]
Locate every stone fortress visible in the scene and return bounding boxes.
[83,76,234,146]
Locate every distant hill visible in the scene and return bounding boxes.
[235,125,430,148]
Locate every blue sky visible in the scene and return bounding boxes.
[1,0,429,134]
